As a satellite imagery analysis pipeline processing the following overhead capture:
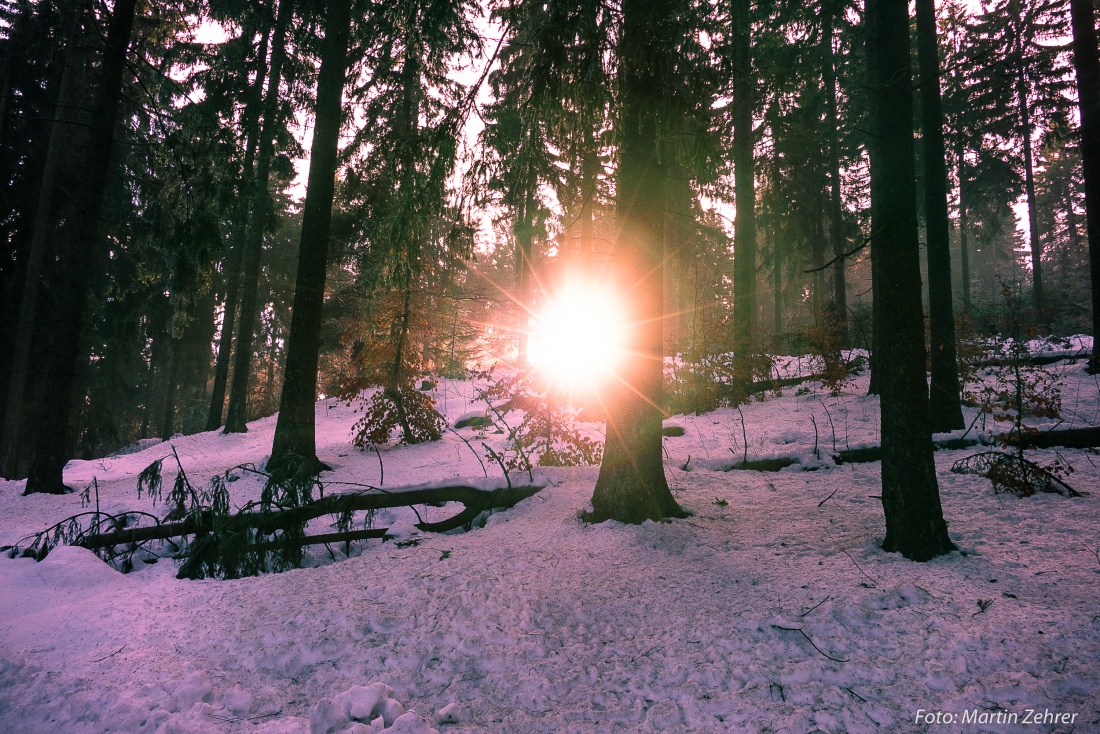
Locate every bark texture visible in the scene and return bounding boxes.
[587,0,684,524]
[915,0,965,431]
[269,0,352,469]
[866,0,955,560]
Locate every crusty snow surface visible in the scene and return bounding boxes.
[1,349,1098,733]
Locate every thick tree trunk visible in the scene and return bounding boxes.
[24,0,139,494]
[865,0,955,560]
[915,0,964,432]
[587,0,684,524]
[268,0,351,468]
[0,4,86,479]
[732,0,757,386]
[207,23,271,431]
[1068,0,1100,373]
[224,0,292,434]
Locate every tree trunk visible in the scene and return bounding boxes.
[732,0,757,387]
[865,0,955,560]
[207,22,271,431]
[267,0,351,468]
[0,3,86,479]
[915,0,964,432]
[1068,0,1100,373]
[224,0,292,434]
[514,189,535,366]
[768,102,783,348]
[24,0,139,494]
[1017,72,1045,325]
[587,0,684,524]
[823,0,849,345]
[957,138,972,310]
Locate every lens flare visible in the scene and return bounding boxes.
[528,280,625,392]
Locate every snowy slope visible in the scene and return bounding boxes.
[1,361,1098,733]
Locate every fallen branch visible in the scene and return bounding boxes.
[74,484,543,552]
[973,353,1090,368]
[772,625,849,663]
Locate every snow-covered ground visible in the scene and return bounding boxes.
[1,355,1098,733]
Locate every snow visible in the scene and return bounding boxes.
[1,350,1098,733]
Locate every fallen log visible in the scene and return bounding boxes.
[723,427,1100,471]
[997,426,1100,450]
[76,484,544,551]
[973,353,1090,368]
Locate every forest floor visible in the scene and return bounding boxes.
[1,341,1098,733]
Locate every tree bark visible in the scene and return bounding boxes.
[0,3,86,479]
[268,0,351,469]
[1068,0,1100,373]
[1017,71,1045,324]
[732,0,757,386]
[24,0,139,494]
[865,0,955,560]
[823,0,849,346]
[915,0,965,432]
[224,0,292,434]
[587,0,684,524]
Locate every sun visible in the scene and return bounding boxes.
[528,279,626,392]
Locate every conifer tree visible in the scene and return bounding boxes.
[865,0,955,560]
[1068,0,1100,372]
[586,0,686,524]
[269,0,354,470]
[915,0,964,432]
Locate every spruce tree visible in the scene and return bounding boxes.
[586,0,686,524]
[865,0,955,560]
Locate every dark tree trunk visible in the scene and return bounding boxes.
[269,0,352,469]
[207,22,271,431]
[224,0,292,434]
[0,3,86,479]
[664,133,694,355]
[732,0,756,385]
[586,0,684,524]
[24,0,138,494]
[865,0,955,560]
[767,102,783,347]
[1068,0,1100,373]
[823,0,848,345]
[1017,72,1045,325]
[514,189,535,366]
[915,0,964,432]
[160,339,180,441]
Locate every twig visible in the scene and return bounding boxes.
[482,443,513,488]
[736,406,748,467]
[810,415,820,459]
[772,625,849,663]
[803,238,869,273]
[817,487,840,507]
[373,445,385,486]
[801,595,832,618]
[447,426,488,477]
[817,399,837,453]
[91,645,127,663]
[845,687,867,703]
[825,529,877,586]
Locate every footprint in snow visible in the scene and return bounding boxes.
[368,615,407,634]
